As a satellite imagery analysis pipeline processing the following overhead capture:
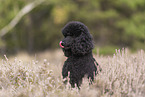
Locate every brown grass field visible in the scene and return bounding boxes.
[0,49,145,97]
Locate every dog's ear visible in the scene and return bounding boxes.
[71,33,94,56]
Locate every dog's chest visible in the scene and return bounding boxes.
[67,57,91,72]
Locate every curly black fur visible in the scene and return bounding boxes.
[60,21,98,88]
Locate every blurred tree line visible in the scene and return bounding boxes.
[0,0,145,55]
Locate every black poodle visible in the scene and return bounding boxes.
[59,21,100,88]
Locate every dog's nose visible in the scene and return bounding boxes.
[59,41,64,48]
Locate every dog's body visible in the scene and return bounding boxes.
[60,21,99,87]
[62,53,97,87]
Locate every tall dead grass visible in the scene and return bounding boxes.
[0,49,144,97]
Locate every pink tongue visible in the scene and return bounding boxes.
[59,41,64,48]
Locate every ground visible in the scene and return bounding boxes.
[0,49,145,97]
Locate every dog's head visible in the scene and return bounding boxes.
[60,21,93,57]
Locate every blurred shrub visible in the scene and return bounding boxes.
[93,45,119,55]
[0,0,145,54]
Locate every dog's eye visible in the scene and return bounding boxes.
[64,33,73,37]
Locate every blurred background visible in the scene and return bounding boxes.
[0,0,145,56]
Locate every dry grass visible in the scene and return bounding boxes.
[0,49,145,97]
